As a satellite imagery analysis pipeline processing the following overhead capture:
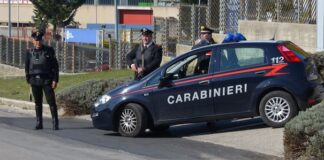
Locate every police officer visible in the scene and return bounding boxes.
[192,25,216,49]
[126,28,162,80]
[192,26,216,75]
[25,31,59,130]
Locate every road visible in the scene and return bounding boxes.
[0,105,281,160]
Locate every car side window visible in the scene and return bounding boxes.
[220,47,265,71]
[166,50,212,80]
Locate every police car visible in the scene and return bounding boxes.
[91,40,323,137]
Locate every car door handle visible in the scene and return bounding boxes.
[199,80,210,85]
[255,70,266,75]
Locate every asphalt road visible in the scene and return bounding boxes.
[0,106,281,160]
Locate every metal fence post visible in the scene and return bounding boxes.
[219,0,226,34]
[5,37,9,64]
[12,39,15,66]
[191,4,196,45]
[294,0,300,23]
[19,38,22,67]
[63,42,67,72]
[72,44,75,73]
[318,0,324,51]
[0,36,2,63]
[177,6,181,44]
[118,40,122,69]
[166,18,170,56]
[108,36,113,69]
[256,0,261,21]
[206,0,211,28]
[81,51,85,71]
[276,0,281,22]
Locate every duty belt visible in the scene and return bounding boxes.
[32,75,49,79]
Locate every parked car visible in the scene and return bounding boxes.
[91,40,323,137]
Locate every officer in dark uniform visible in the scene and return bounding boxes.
[192,25,216,49]
[192,26,216,75]
[25,31,59,130]
[126,28,163,80]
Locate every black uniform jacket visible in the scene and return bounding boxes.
[126,43,162,79]
[25,45,59,84]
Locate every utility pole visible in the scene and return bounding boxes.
[8,0,12,37]
[318,0,324,51]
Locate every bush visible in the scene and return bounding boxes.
[311,51,324,80]
[284,101,324,159]
[56,77,132,116]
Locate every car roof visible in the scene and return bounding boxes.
[192,40,288,51]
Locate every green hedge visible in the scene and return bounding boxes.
[284,101,324,159]
[311,52,324,80]
[56,77,132,116]
[283,52,324,159]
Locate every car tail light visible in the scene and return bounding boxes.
[308,98,317,106]
[276,45,301,62]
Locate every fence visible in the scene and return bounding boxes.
[178,0,317,46]
[239,0,317,24]
[84,0,178,6]
[0,35,131,73]
[154,17,178,57]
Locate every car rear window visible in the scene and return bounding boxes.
[284,42,310,60]
[220,47,266,71]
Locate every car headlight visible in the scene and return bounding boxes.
[94,95,111,107]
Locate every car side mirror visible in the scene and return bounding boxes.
[159,73,174,88]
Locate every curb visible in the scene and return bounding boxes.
[0,97,64,116]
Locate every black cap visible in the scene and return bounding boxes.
[200,26,213,34]
[31,31,44,41]
[140,28,153,36]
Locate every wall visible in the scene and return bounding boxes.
[239,20,317,53]
[0,4,33,24]
[0,4,178,28]
[176,20,317,55]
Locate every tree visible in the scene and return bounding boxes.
[31,0,85,40]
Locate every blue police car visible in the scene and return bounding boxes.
[91,40,323,137]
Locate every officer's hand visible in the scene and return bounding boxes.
[137,67,144,74]
[130,64,137,72]
[52,81,57,89]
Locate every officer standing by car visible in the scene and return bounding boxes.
[192,25,216,49]
[192,26,216,75]
[25,31,59,130]
[126,28,163,80]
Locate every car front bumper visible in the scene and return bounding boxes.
[91,107,114,131]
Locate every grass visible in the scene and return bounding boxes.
[0,70,133,101]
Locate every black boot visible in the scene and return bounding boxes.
[35,106,43,130]
[50,106,59,130]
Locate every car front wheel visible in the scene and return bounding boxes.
[259,91,298,128]
[118,103,147,137]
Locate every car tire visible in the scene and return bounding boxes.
[150,125,170,132]
[259,91,298,128]
[118,103,147,137]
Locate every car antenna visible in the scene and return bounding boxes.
[270,24,279,40]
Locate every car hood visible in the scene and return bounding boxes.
[106,80,144,97]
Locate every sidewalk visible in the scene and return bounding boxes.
[0,97,64,116]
